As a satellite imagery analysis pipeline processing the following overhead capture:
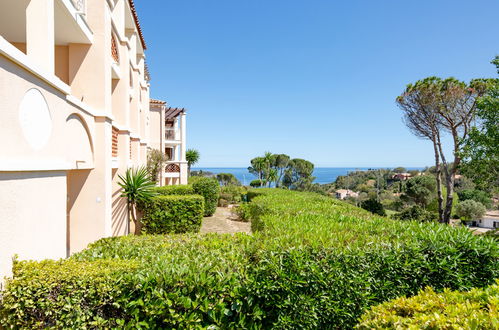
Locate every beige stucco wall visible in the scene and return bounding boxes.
[55,45,69,84]
[0,171,66,280]
[0,55,95,169]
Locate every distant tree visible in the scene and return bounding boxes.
[216,173,241,186]
[397,78,445,222]
[283,158,315,190]
[273,154,290,187]
[186,149,200,176]
[457,189,492,209]
[360,198,386,216]
[460,57,499,192]
[248,157,266,186]
[146,149,168,184]
[456,200,486,222]
[403,175,436,208]
[393,167,407,173]
[397,77,488,223]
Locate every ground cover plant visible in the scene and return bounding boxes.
[1,189,498,328]
[357,281,499,329]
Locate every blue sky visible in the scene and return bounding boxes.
[135,0,499,167]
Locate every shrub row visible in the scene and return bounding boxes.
[357,281,499,329]
[152,184,195,195]
[141,195,204,234]
[191,178,219,216]
[154,178,219,216]
[1,189,498,328]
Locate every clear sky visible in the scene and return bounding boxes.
[135,0,499,168]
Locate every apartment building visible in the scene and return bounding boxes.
[0,0,187,280]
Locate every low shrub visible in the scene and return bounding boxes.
[141,195,204,234]
[456,199,487,221]
[2,189,498,329]
[219,185,246,204]
[192,177,220,216]
[152,184,195,196]
[458,189,492,209]
[395,205,437,222]
[360,198,386,216]
[357,281,499,329]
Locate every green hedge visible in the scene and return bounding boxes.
[141,195,204,234]
[357,281,499,329]
[0,259,139,328]
[152,184,195,195]
[192,177,220,216]
[1,189,498,328]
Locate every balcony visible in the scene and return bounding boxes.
[165,127,180,143]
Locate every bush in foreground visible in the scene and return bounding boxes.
[141,195,204,234]
[357,281,499,329]
[1,189,498,328]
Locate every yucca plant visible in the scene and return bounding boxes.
[118,166,157,235]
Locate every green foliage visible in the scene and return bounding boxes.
[152,184,195,196]
[282,158,315,190]
[141,195,204,234]
[118,166,157,234]
[360,198,386,216]
[185,149,200,174]
[216,172,241,186]
[2,189,498,329]
[461,57,499,192]
[357,281,499,329]
[402,175,436,207]
[456,199,487,221]
[457,189,492,209]
[0,259,139,328]
[146,149,168,183]
[219,185,246,204]
[249,179,263,187]
[192,177,220,216]
[395,205,437,222]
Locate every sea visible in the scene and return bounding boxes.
[192,167,425,185]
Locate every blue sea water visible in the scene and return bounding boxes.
[192,167,424,185]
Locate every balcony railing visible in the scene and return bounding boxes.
[71,0,86,14]
[165,128,179,141]
[165,163,180,173]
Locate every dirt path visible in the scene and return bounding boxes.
[200,207,251,234]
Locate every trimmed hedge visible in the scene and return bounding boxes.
[357,281,499,329]
[1,189,498,328]
[192,177,220,216]
[141,195,204,234]
[152,184,195,195]
[0,259,139,328]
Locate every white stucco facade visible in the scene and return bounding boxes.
[0,0,190,281]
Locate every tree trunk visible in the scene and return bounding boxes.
[432,139,444,223]
[128,201,143,235]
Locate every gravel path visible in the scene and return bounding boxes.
[200,207,251,234]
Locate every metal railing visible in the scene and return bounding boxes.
[165,128,179,141]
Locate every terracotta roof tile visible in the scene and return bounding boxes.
[128,0,147,50]
[150,99,166,105]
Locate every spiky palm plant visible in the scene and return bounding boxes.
[118,166,157,235]
[186,149,200,175]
